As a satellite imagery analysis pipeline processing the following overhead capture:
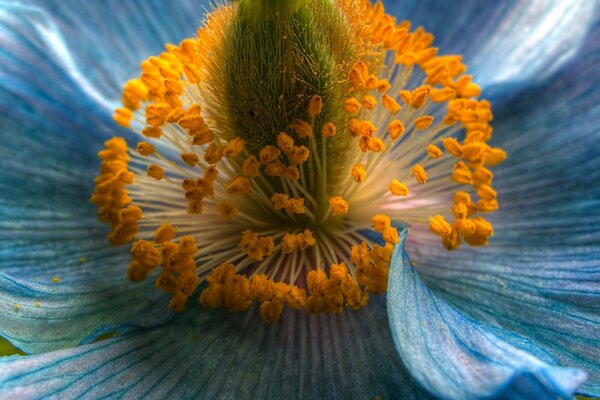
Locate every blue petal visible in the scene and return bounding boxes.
[407,19,600,396]
[388,233,587,400]
[0,3,206,353]
[384,0,597,88]
[0,272,173,354]
[12,0,210,100]
[0,298,430,399]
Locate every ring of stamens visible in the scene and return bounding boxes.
[91,0,505,323]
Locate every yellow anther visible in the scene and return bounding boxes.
[142,126,163,139]
[321,122,337,138]
[155,223,177,243]
[376,78,392,93]
[271,193,288,210]
[181,153,199,166]
[388,120,405,139]
[291,119,313,138]
[389,180,409,196]
[285,165,300,181]
[265,162,287,177]
[259,145,281,164]
[164,78,184,94]
[277,132,294,152]
[191,129,215,146]
[429,87,456,103]
[183,64,201,83]
[455,218,476,236]
[348,60,369,90]
[281,233,298,254]
[477,184,497,201]
[427,144,443,159]
[367,137,386,152]
[147,164,165,180]
[204,165,218,182]
[358,136,369,152]
[412,164,427,184]
[224,138,246,158]
[472,166,493,187]
[485,148,507,166]
[285,166,299,181]
[227,176,251,195]
[179,114,205,131]
[145,103,171,127]
[358,120,377,137]
[242,156,261,177]
[137,142,156,157]
[122,79,148,110]
[452,161,473,184]
[351,163,367,183]
[131,240,162,268]
[382,226,399,244]
[366,74,378,90]
[382,94,401,114]
[204,143,224,165]
[362,95,377,110]
[271,194,305,214]
[410,86,431,108]
[51,277,61,283]
[478,198,499,213]
[414,115,434,130]
[348,118,361,137]
[239,230,274,262]
[260,300,284,323]
[345,97,362,113]
[308,95,323,118]
[443,137,462,157]
[297,229,316,250]
[399,90,411,105]
[372,214,391,232]
[329,196,349,216]
[461,142,489,163]
[113,108,134,128]
[429,215,452,237]
[287,146,310,165]
[218,200,238,219]
[454,75,481,98]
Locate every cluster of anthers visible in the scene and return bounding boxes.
[92,0,505,322]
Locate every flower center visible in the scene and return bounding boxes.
[91,0,506,323]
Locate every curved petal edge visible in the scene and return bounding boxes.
[387,231,588,400]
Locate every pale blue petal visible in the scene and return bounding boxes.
[0,3,185,354]
[0,272,174,354]
[408,18,600,396]
[388,233,587,400]
[0,298,430,400]
[385,0,598,88]
[11,0,210,100]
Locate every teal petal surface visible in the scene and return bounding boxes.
[407,16,600,396]
[388,233,587,400]
[0,297,430,400]
[387,0,597,88]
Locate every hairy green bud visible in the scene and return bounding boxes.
[208,0,362,195]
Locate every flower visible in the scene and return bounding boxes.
[0,1,598,399]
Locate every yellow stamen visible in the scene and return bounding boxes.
[92,0,506,321]
[351,163,367,183]
[389,180,409,196]
[412,164,427,184]
[414,115,434,130]
[329,196,349,216]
